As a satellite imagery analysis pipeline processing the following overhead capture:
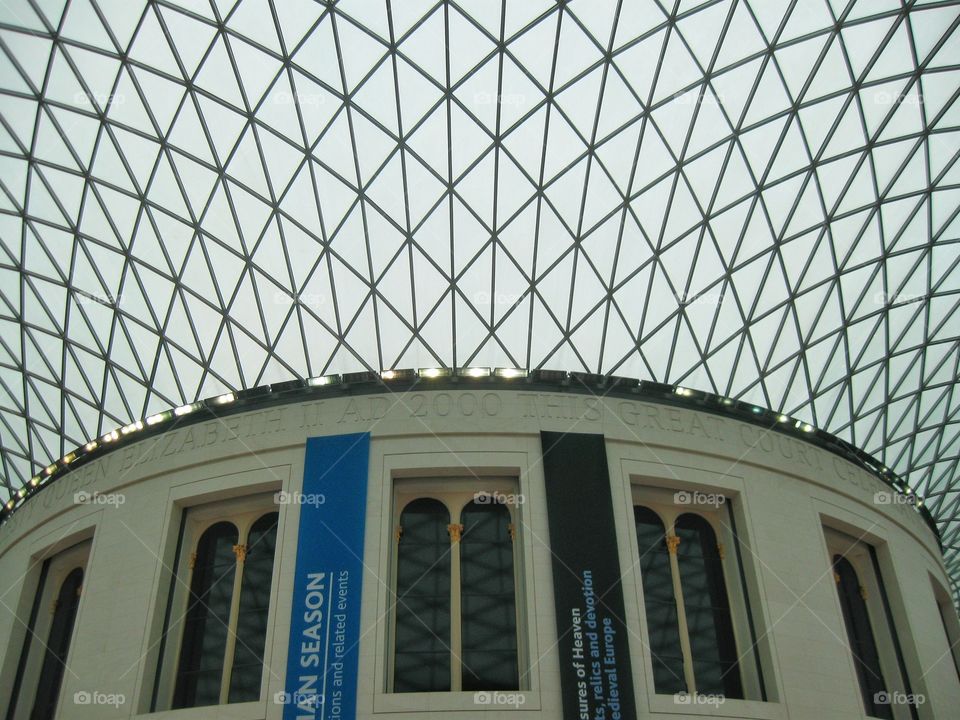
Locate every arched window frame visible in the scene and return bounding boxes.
[673,512,743,698]
[823,527,912,720]
[391,497,452,693]
[8,540,90,720]
[388,477,525,694]
[931,576,960,686]
[630,485,765,701]
[154,493,280,711]
[458,498,520,692]
[30,567,85,720]
[632,505,685,695]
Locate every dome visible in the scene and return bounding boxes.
[0,0,958,582]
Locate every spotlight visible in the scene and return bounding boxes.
[494,368,528,379]
[307,375,339,387]
[419,367,452,379]
[121,420,144,434]
[460,367,491,378]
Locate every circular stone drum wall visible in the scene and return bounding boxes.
[0,388,956,720]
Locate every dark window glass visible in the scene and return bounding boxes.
[174,521,238,708]
[634,506,686,694]
[460,501,519,691]
[833,555,892,719]
[228,512,279,702]
[394,499,451,692]
[936,596,960,684]
[30,567,83,720]
[675,513,742,698]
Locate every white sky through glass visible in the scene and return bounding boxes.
[0,0,958,578]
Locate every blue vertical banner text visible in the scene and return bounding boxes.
[283,432,370,720]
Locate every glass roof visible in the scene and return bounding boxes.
[0,0,957,575]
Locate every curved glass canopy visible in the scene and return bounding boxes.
[0,1,958,578]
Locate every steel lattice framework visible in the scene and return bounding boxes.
[0,0,959,575]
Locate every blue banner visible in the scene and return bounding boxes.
[283,432,370,720]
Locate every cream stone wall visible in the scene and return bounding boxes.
[0,389,956,719]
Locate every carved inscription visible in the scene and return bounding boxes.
[0,392,932,548]
[117,407,286,474]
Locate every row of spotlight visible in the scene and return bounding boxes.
[2,367,528,515]
[2,368,922,521]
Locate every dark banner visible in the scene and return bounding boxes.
[541,431,637,720]
[283,432,370,720]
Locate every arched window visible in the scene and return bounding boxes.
[30,567,83,720]
[174,521,239,708]
[228,512,279,702]
[391,483,524,695]
[394,498,451,692]
[833,555,892,719]
[633,502,753,699]
[675,513,742,698]
[634,506,685,694]
[460,501,518,691]
[156,496,282,711]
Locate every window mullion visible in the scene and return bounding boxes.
[220,536,248,704]
[387,524,402,693]
[667,532,696,694]
[167,544,198,709]
[449,518,464,692]
[510,518,525,691]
